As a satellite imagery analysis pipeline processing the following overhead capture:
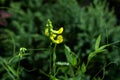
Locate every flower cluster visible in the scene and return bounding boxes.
[45,19,63,44]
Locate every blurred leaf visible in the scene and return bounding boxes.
[64,45,77,66]
[64,45,72,64]
[81,62,86,73]
[99,44,110,50]
[71,53,77,66]
[88,35,110,63]
[56,61,69,66]
[7,65,17,77]
[0,57,17,78]
[95,35,101,50]
[88,48,105,63]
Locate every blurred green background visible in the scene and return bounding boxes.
[0,0,120,80]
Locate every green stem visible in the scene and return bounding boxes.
[49,42,52,75]
[16,56,21,80]
[53,44,57,77]
[92,62,115,80]
[0,61,16,80]
[0,57,16,80]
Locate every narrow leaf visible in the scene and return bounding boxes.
[88,49,105,63]
[95,35,101,50]
[88,52,96,62]
[64,45,72,64]
[64,45,77,66]
[99,44,110,50]
[7,66,17,77]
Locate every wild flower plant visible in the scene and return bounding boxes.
[0,19,118,80]
[45,19,63,44]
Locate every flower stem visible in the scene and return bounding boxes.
[53,44,57,77]
[49,43,52,75]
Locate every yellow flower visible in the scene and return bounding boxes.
[57,35,63,43]
[51,27,63,34]
[45,19,64,44]
[45,27,64,36]
[50,35,63,44]
[50,34,57,39]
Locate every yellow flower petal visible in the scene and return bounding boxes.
[50,35,63,44]
[50,34,57,40]
[52,27,63,34]
[58,27,63,34]
[57,35,63,43]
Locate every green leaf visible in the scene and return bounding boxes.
[81,62,86,73]
[88,49,105,63]
[88,35,109,63]
[95,35,101,50]
[71,53,77,66]
[0,57,18,77]
[64,45,72,62]
[88,52,96,63]
[64,45,77,66]
[99,44,110,50]
[7,66,17,77]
